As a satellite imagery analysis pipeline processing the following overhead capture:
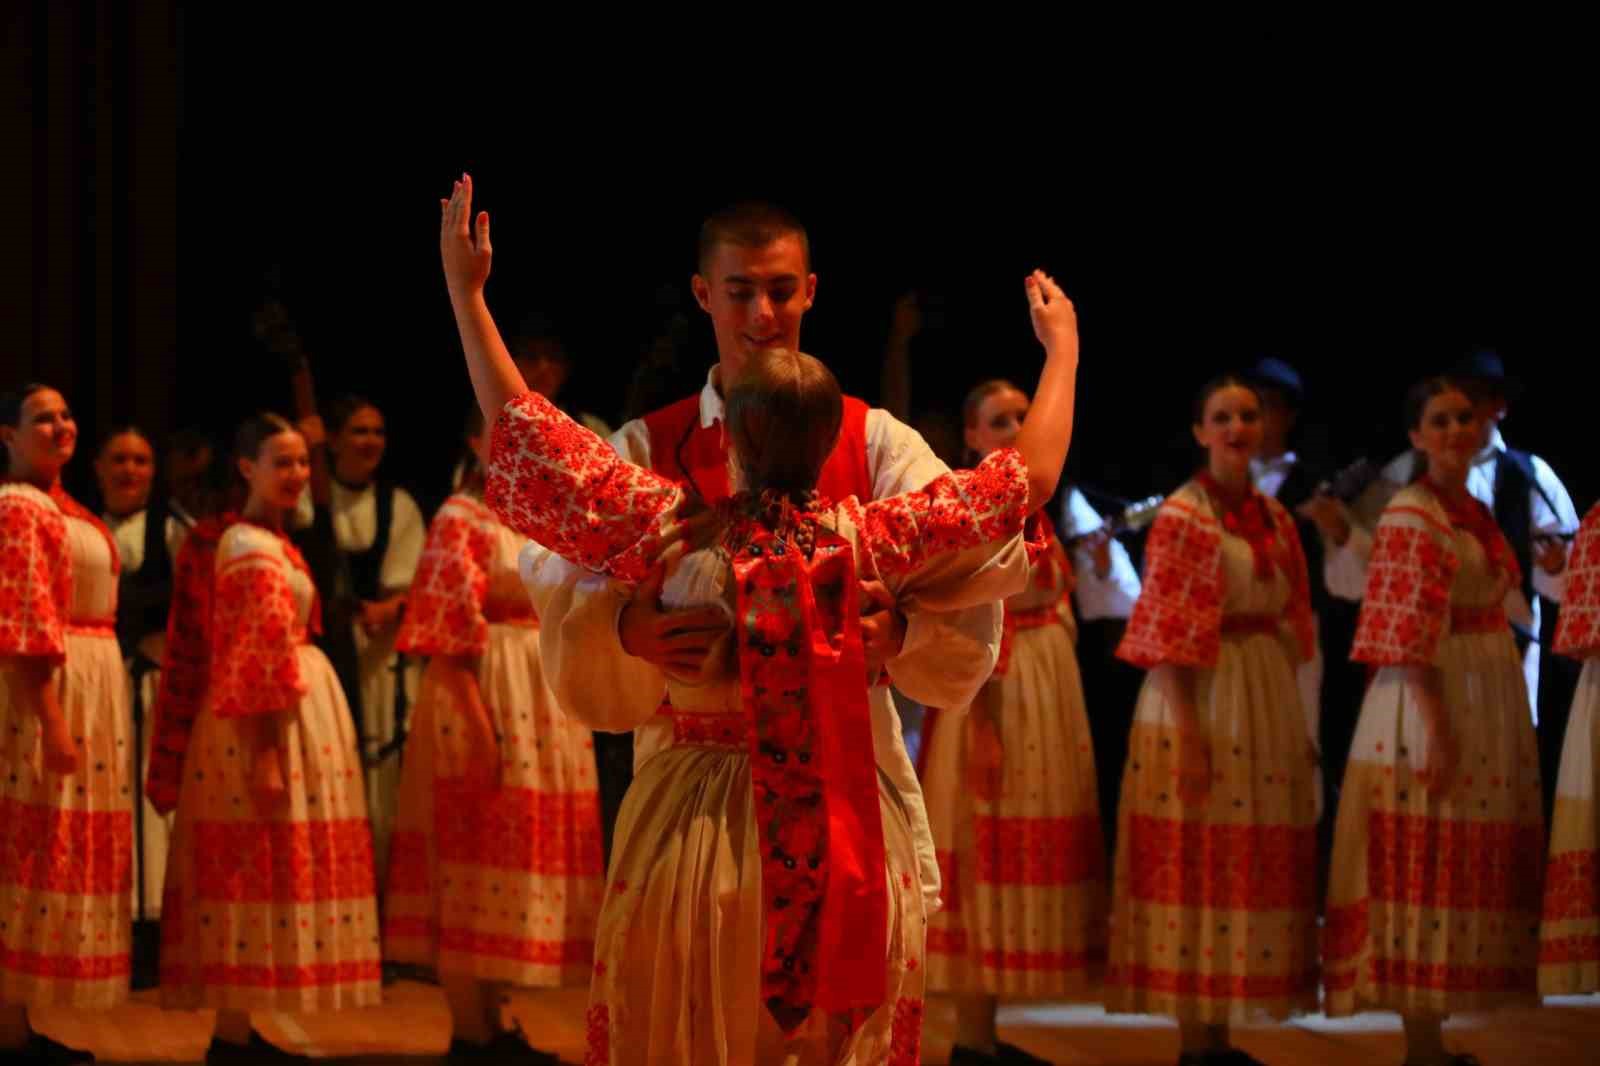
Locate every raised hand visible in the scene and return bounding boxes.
[296,414,327,450]
[441,173,493,300]
[1013,269,1082,510]
[1025,270,1078,358]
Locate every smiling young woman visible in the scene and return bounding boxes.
[1,384,133,1062]
[154,413,382,1061]
[1102,376,1321,1066]
[1325,378,1543,1066]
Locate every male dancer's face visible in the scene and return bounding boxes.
[691,234,816,388]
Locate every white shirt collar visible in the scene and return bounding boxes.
[103,508,145,532]
[1249,450,1297,477]
[1475,425,1508,465]
[698,365,726,429]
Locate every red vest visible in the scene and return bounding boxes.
[641,391,873,504]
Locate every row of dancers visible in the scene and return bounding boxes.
[0,188,1594,1066]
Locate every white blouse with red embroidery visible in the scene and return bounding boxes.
[484,391,1031,587]
[1350,484,1522,667]
[206,522,318,718]
[1117,481,1314,671]
[1554,502,1600,660]
[398,493,533,659]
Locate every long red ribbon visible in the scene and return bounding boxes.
[733,521,888,1033]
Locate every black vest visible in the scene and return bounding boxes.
[1492,449,1544,606]
[114,497,177,659]
[341,481,396,603]
[1270,458,1334,613]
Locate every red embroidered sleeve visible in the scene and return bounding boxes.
[207,548,308,717]
[1554,503,1600,659]
[0,489,70,661]
[1116,496,1225,669]
[147,516,228,813]
[1351,504,1458,666]
[854,447,1030,579]
[397,501,494,658]
[1268,496,1316,664]
[484,391,682,583]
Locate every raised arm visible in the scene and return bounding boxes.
[1012,270,1080,512]
[856,270,1080,577]
[483,391,684,584]
[440,173,532,429]
[438,175,689,579]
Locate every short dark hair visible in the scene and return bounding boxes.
[697,202,811,275]
[325,395,381,435]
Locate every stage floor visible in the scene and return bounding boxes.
[29,982,1600,1063]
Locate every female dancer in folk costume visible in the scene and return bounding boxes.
[154,414,381,1062]
[0,385,132,1064]
[1103,377,1320,1066]
[443,171,1080,1066]
[1325,378,1543,1066]
[1540,500,1600,995]
[384,408,604,1061]
[922,378,1107,1066]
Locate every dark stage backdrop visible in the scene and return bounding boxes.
[7,12,1594,523]
[4,0,179,478]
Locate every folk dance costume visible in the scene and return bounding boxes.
[107,500,187,928]
[1333,427,1579,819]
[1540,502,1600,995]
[0,483,132,1008]
[1325,481,1543,1016]
[497,387,1029,1066]
[922,514,1108,1000]
[321,480,425,873]
[383,491,603,988]
[153,520,381,1011]
[522,368,1004,910]
[1250,452,1367,827]
[1104,477,1321,1023]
